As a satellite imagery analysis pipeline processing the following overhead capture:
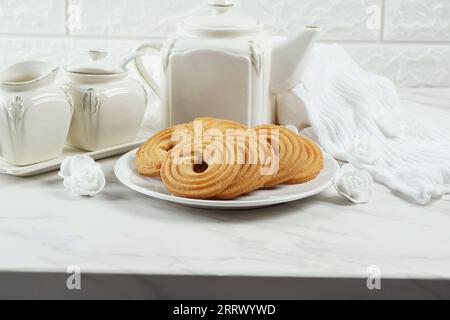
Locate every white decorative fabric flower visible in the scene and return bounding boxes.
[63,164,106,197]
[350,138,380,164]
[333,164,373,204]
[376,114,405,138]
[59,155,97,179]
[284,125,299,135]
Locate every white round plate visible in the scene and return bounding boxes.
[114,149,340,210]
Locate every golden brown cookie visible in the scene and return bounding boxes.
[137,119,321,200]
[285,136,324,184]
[135,123,193,177]
[254,125,305,187]
[193,117,247,136]
[160,136,242,199]
[213,133,273,199]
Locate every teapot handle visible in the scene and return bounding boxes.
[122,41,163,99]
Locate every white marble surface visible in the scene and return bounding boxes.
[0,89,450,282]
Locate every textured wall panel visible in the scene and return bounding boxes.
[68,0,381,40]
[384,0,450,41]
[0,37,140,68]
[0,0,65,35]
[68,0,205,37]
[347,45,450,87]
[0,0,449,87]
[239,0,381,40]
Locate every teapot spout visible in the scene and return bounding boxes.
[270,26,321,93]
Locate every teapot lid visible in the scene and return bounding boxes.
[65,50,126,75]
[180,0,263,37]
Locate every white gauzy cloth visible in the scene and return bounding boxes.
[277,44,450,205]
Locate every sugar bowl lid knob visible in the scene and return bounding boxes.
[66,50,124,75]
[88,50,108,61]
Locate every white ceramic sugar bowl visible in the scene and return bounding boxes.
[62,50,147,151]
[0,61,73,166]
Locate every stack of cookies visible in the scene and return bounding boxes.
[136,117,324,200]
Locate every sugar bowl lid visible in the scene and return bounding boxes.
[180,0,263,37]
[65,50,126,76]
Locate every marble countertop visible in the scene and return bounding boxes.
[1,89,450,286]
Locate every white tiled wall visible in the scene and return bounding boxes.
[0,0,449,87]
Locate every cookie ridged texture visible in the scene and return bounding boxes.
[135,123,194,177]
[214,133,274,200]
[193,117,248,134]
[254,125,305,187]
[160,136,242,199]
[285,136,324,184]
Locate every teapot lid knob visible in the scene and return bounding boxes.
[208,0,234,14]
[181,0,261,36]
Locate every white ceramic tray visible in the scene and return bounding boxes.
[115,148,340,209]
[0,129,153,177]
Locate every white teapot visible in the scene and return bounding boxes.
[0,61,73,166]
[128,0,320,128]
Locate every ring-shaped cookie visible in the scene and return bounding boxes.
[160,136,242,199]
[193,117,248,137]
[254,125,305,187]
[214,133,274,199]
[285,136,324,184]
[136,123,193,177]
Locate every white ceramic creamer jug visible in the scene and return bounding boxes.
[128,0,320,128]
[0,61,73,166]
